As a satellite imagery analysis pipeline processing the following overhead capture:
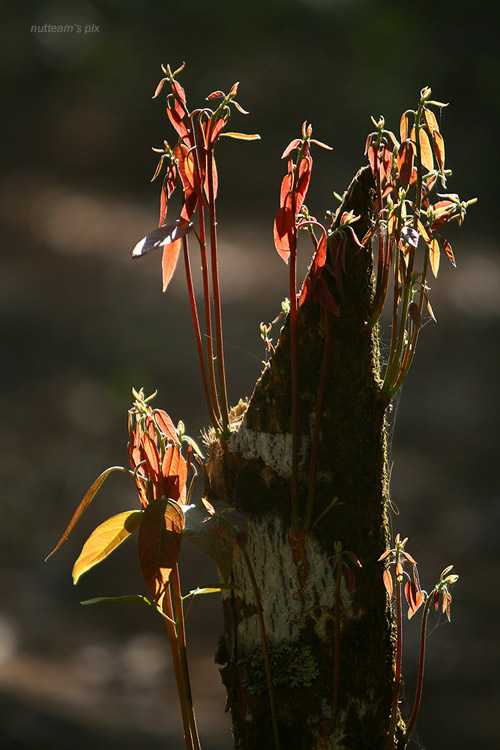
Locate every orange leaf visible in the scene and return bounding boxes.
[162,445,187,503]
[400,112,409,143]
[138,498,184,605]
[162,237,182,292]
[431,129,446,171]
[383,569,393,597]
[154,409,179,444]
[273,205,294,263]
[411,127,434,172]
[397,141,415,190]
[439,236,456,266]
[428,237,440,277]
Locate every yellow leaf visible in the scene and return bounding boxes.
[429,237,440,277]
[411,127,434,172]
[72,510,142,585]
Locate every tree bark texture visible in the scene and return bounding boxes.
[206,166,395,749]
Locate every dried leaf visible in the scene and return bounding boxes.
[45,466,128,561]
[72,510,142,585]
[138,498,184,604]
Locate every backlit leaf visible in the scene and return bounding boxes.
[72,510,142,585]
[138,498,184,604]
[431,129,446,171]
[161,445,187,503]
[220,132,261,140]
[162,237,182,292]
[383,569,393,597]
[153,409,179,444]
[45,466,128,561]
[81,594,155,607]
[439,236,455,266]
[397,141,415,190]
[281,138,301,159]
[132,219,193,258]
[428,237,440,277]
[400,112,409,143]
[273,205,294,263]
[411,127,434,172]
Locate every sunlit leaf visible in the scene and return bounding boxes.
[153,409,179,444]
[220,132,261,140]
[161,444,187,503]
[273,205,294,263]
[72,510,142,585]
[411,127,434,172]
[431,129,446,172]
[81,594,155,607]
[138,498,184,604]
[383,569,393,597]
[281,138,301,159]
[132,219,193,258]
[45,466,129,561]
[206,90,224,100]
[428,237,440,277]
[400,112,409,143]
[162,237,182,292]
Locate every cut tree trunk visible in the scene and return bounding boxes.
[206,166,396,749]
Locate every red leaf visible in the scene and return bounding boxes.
[367,145,378,176]
[281,138,301,160]
[167,106,188,141]
[398,141,415,190]
[439,236,456,266]
[273,205,295,263]
[383,569,393,597]
[154,409,179,444]
[295,156,312,213]
[208,116,226,147]
[206,90,225,100]
[159,180,168,228]
[138,498,184,605]
[162,237,182,292]
[162,445,187,503]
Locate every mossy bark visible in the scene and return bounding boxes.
[207,167,396,749]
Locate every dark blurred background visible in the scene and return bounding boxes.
[0,0,498,748]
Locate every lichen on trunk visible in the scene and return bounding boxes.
[207,167,395,749]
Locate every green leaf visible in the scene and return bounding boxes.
[80,594,155,607]
[138,498,184,603]
[72,510,142,585]
[45,466,129,561]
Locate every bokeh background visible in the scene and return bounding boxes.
[1,1,498,748]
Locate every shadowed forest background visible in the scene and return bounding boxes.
[1,1,498,748]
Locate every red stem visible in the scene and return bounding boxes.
[183,238,219,429]
[207,148,230,436]
[404,594,432,741]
